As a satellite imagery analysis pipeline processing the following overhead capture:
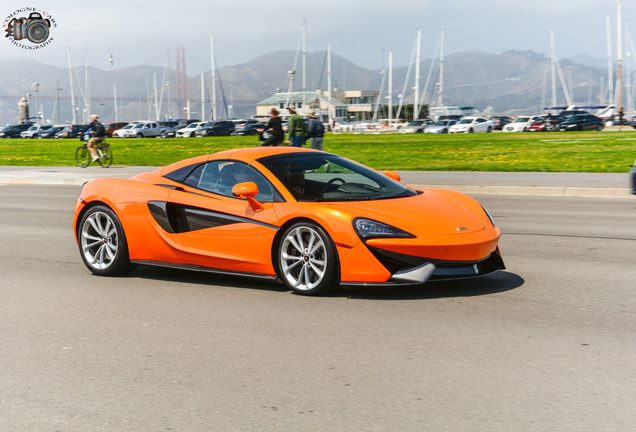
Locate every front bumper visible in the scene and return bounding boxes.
[341,247,505,286]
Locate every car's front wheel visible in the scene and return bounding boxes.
[277,222,338,295]
[78,205,135,276]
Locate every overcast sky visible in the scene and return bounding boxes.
[1,0,634,74]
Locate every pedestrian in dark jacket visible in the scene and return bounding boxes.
[307,112,325,150]
[258,107,285,146]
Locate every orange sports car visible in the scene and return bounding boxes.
[74,147,504,295]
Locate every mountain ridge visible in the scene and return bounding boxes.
[0,50,613,125]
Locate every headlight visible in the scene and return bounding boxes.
[353,218,414,240]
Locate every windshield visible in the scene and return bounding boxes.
[259,153,417,202]
[514,117,530,122]
[458,119,472,125]
[433,121,449,126]
[407,121,424,126]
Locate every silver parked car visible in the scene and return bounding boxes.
[424,120,457,134]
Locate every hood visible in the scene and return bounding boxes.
[327,189,486,235]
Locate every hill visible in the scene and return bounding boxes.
[0,50,611,125]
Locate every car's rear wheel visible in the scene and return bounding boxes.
[78,205,135,276]
[277,222,338,295]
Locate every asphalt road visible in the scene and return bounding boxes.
[0,183,635,431]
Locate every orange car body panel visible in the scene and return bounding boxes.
[74,147,502,285]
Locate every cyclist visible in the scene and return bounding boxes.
[82,114,106,162]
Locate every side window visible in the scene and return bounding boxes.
[183,160,276,202]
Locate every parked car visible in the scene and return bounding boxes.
[502,116,542,132]
[160,125,184,138]
[55,124,86,138]
[112,124,134,138]
[0,124,31,138]
[449,116,494,133]
[398,119,434,133]
[558,114,605,131]
[176,122,206,137]
[491,116,513,130]
[527,115,566,132]
[21,124,54,138]
[121,121,166,138]
[233,119,260,130]
[104,122,128,137]
[195,120,235,137]
[230,122,267,136]
[629,114,636,129]
[423,119,457,134]
[36,125,65,138]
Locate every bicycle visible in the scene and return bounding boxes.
[75,138,113,168]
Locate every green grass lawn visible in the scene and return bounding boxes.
[2,131,636,172]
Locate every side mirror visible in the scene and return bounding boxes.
[383,170,401,182]
[232,181,264,212]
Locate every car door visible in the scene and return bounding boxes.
[583,116,596,131]
[163,160,282,276]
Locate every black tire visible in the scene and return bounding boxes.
[97,144,113,168]
[78,205,135,276]
[75,145,90,168]
[277,221,338,296]
[136,133,144,138]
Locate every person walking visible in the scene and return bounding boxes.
[258,107,285,146]
[307,112,325,150]
[287,106,306,147]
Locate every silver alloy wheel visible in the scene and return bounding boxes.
[81,210,119,271]
[280,225,328,291]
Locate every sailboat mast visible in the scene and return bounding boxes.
[388,51,393,124]
[67,48,76,124]
[617,0,623,113]
[201,73,205,121]
[606,16,614,106]
[210,34,217,121]
[327,42,332,125]
[550,30,557,108]
[302,20,307,116]
[414,30,421,120]
[438,29,445,107]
